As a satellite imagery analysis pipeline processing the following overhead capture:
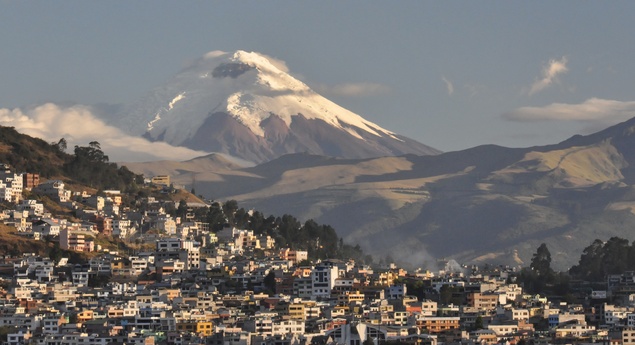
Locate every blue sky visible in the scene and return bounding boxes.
[2,1,635,157]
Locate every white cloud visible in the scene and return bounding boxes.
[203,50,227,59]
[529,57,568,95]
[259,53,290,73]
[463,83,488,98]
[503,98,635,129]
[313,82,390,98]
[442,76,454,95]
[0,103,210,162]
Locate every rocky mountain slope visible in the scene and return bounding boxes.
[114,50,439,163]
[124,116,635,270]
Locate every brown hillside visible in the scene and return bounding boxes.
[0,223,51,257]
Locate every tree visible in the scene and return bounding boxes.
[439,285,462,305]
[177,200,188,219]
[52,137,67,152]
[570,237,634,281]
[206,202,226,231]
[223,200,239,225]
[570,239,604,280]
[68,313,79,324]
[602,237,630,274]
[530,243,553,278]
[264,270,277,295]
[0,326,17,343]
[474,315,484,330]
[49,242,64,264]
[88,274,111,288]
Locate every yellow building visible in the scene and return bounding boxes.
[77,310,94,322]
[151,175,171,187]
[176,321,214,336]
[287,303,305,321]
[338,291,365,305]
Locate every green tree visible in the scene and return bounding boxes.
[439,285,462,305]
[530,243,554,278]
[48,242,64,264]
[176,200,188,219]
[0,326,17,343]
[52,137,67,152]
[88,274,111,288]
[602,237,630,274]
[474,315,484,330]
[570,239,604,280]
[223,200,239,225]
[263,270,277,295]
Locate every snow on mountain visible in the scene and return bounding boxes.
[116,50,440,163]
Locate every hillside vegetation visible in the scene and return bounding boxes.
[0,125,369,264]
[0,126,143,191]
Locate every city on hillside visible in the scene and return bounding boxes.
[1,163,635,345]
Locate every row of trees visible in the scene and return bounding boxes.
[516,237,635,297]
[569,237,635,281]
[62,141,143,192]
[516,243,571,297]
[178,199,371,263]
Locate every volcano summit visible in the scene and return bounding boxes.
[115,50,440,163]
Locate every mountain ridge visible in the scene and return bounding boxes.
[124,115,635,270]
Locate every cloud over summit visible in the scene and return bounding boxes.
[313,82,390,98]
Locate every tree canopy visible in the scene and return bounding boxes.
[63,141,143,191]
[530,243,553,277]
[569,237,635,281]
[188,199,370,263]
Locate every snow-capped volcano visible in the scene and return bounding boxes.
[116,50,440,163]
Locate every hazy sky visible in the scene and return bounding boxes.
[2,1,635,158]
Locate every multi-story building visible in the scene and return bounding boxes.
[0,167,23,202]
[176,320,214,336]
[32,218,60,237]
[467,292,498,312]
[59,228,94,252]
[622,328,635,345]
[91,215,113,236]
[279,249,308,264]
[311,262,339,299]
[16,199,44,217]
[155,238,200,270]
[32,180,70,202]
[112,218,133,238]
[415,316,461,334]
[287,303,306,321]
[553,321,595,339]
[151,175,170,187]
[22,173,40,190]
